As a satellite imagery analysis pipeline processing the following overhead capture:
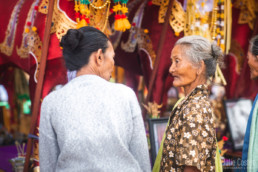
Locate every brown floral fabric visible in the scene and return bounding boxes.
[160,85,216,172]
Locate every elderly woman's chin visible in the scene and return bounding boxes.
[172,78,182,87]
[250,70,258,80]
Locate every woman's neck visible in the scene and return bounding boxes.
[76,65,99,77]
[183,77,206,96]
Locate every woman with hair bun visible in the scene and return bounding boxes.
[153,35,224,172]
[39,26,151,172]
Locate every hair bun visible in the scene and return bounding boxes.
[211,43,224,68]
[211,44,217,60]
[60,29,83,51]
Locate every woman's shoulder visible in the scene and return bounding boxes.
[41,89,61,106]
[181,95,213,119]
[108,82,135,95]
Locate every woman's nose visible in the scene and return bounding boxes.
[169,63,175,74]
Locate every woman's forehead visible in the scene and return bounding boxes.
[171,45,185,57]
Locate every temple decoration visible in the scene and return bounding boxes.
[169,0,185,36]
[152,0,169,23]
[112,0,131,32]
[110,0,143,49]
[234,0,258,30]
[217,136,228,162]
[152,0,231,85]
[152,0,232,54]
[121,0,156,66]
[39,0,77,41]
[17,0,43,83]
[39,0,112,41]
[17,0,42,58]
[142,102,163,118]
[75,0,112,35]
[0,0,25,56]
[228,40,245,74]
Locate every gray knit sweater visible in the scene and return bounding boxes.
[39,75,151,172]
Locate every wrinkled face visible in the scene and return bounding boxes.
[247,51,258,80]
[169,45,198,87]
[101,41,115,81]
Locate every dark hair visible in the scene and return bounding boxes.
[249,35,258,57]
[60,26,109,71]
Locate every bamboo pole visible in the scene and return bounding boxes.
[23,0,55,171]
[143,0,174,119]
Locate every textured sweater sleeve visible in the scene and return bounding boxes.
[39,96,60,172]
[128,90,151,172]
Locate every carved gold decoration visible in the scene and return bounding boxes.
[28,31,42,82]
[138,29,156,66]
[50,0,77,41]
[39,0,49,14]
[39,0,111,41]
[89,0,111,35]
[142,102,163,118]
[0,0,25,56]
[120,28,156,65]
[152,0,169,23]
[169,0,185,36]
[16,0,41,58]
[234,0,257,30]
[184,0,211,40]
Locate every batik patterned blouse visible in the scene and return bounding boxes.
[160,85,216,172]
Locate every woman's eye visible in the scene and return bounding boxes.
[175,59,179,63]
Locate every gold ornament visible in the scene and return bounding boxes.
[0,0,25,56]
[169,0,185,37]
[142,102,163,118]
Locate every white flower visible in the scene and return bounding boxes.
[167,134,172,140]
[190,150,196,157]
[190,140,197,146]
[192,130,198,136]
[206,148,209,155]
[170,128,175,133]
[205,124,210,131]
[203,108,207,113]
[182,154,187,159]
[189,123,195,128]
[170,167,176,172]
[197,114,202,120]
[201,142,206,148]
[197,115,203,123]
[169,151,174,157]
[187,116,193,121]
[202,131,208,137]
[194,158,198,162]
[184,132,191,139]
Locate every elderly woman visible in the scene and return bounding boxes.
[242,35,258,172]
[39,26,151,172]
[155,36,223,172]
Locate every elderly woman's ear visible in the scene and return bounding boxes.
[95,49,104,65]
[197,60,206,76]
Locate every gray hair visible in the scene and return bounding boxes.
[249,35,258,56]
[175,35,224,78]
